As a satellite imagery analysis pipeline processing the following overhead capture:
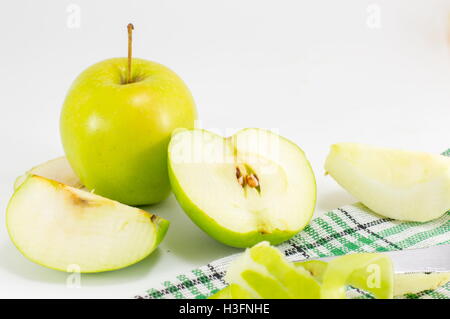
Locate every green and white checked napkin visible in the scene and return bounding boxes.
[136,149,450,300]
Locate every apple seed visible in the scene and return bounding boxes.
[246,174,259,188]
[236,165,247,187]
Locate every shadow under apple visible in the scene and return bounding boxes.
[145,194,240,265]
[0,241,162,286]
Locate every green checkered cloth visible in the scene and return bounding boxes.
[136,149,450,299]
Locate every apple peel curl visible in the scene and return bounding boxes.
[209,242,447,299]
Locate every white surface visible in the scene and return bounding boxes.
[0,0,449,298]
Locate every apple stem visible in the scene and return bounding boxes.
[127,23,134,84]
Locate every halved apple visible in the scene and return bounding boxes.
[7,175,169,273]
[325,143,450,222]
[14,156,84,190]
[168,128,316,248]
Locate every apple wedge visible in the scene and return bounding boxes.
[168,128,316,248]
[7,175,169,273]
[325,143,450,222]
[393,272,450,296]
[14,156,84,190]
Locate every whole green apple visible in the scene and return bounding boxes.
[61,58,196,205]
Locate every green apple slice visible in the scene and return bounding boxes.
[393,272,450,296]
[7,175,169,273]
[325,143,450,222]
[14,156,84,190]
[168,128,316,248]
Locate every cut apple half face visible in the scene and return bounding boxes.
[7,175,169,273]
[325,143,450,222]
[168,128,316,248]
[14,156,84,190]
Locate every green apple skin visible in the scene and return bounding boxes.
[167,129,317,248]
[61,58,197,205]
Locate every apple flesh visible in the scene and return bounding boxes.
[14,156,83,190]
[393,272,450,296]
[325,143,450,222]
[168,128,316,248]
[60,58,197,205]
[7,175,169,273]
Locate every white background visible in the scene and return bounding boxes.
[0,0,449,298]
